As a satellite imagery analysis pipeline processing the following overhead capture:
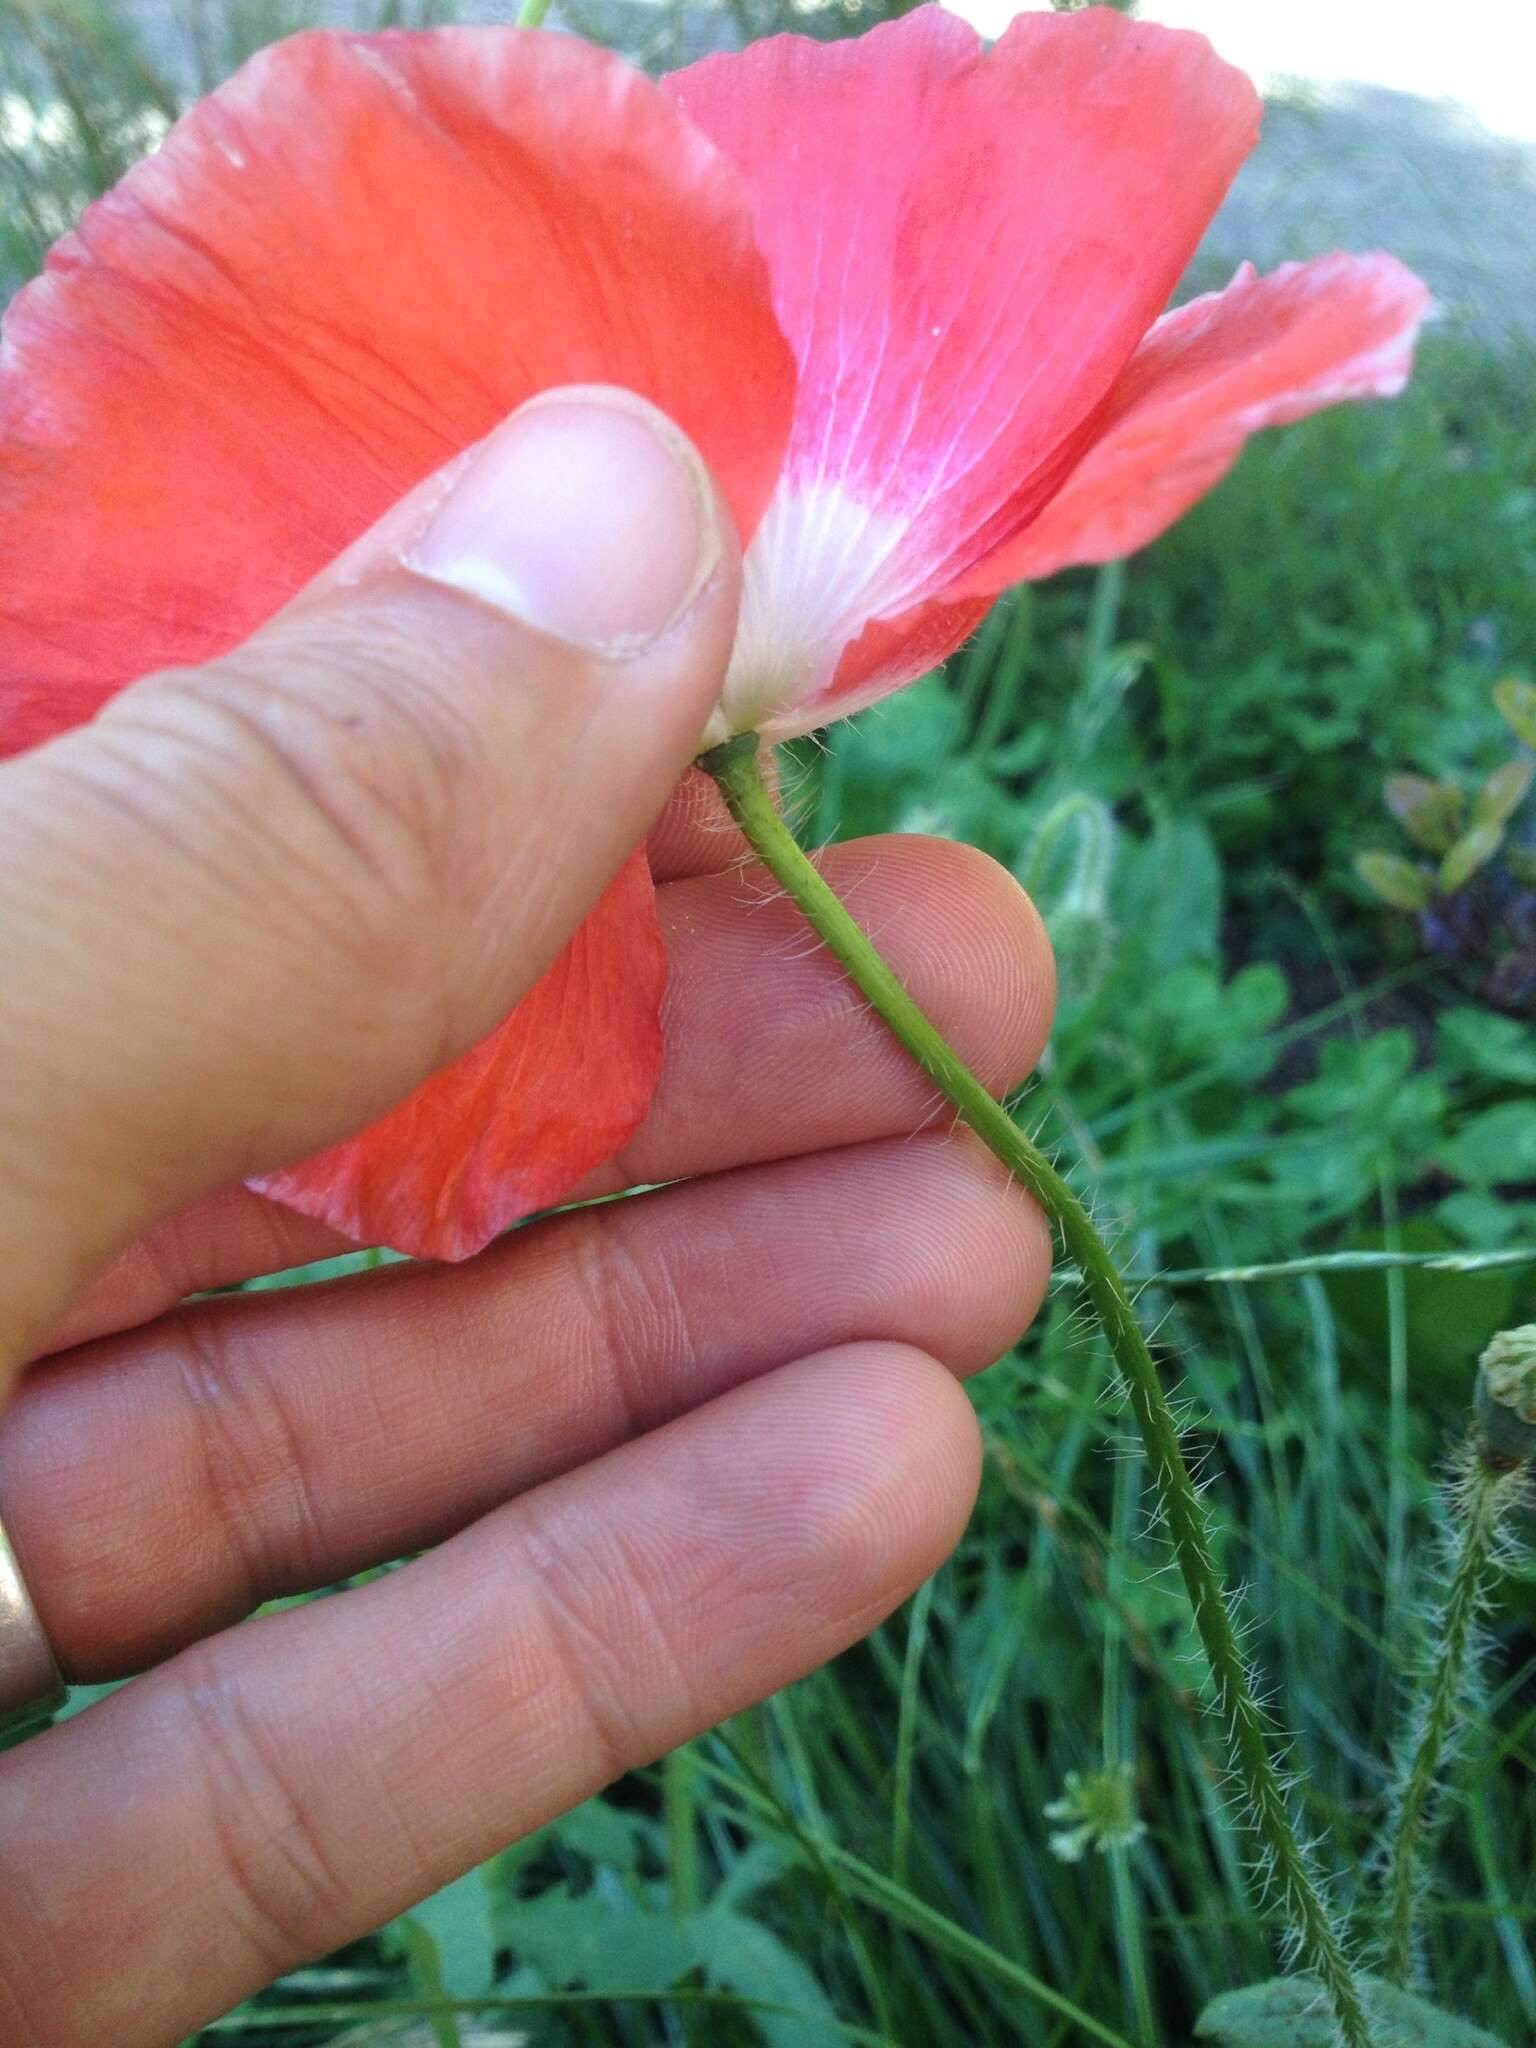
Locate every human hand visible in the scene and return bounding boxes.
[0,390,1054,2046]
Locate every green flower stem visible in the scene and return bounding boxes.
[514,0,554,26]
[702,732,1373,2048]
[1381,1446,1519,1986]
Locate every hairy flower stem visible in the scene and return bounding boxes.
[1380,1445,1521,1986]
[703,732,1373,2048]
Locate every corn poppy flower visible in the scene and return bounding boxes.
[0,6,1429,1258]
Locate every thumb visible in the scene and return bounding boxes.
[0,385,740,1362]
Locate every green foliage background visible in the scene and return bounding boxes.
[3,1,1535,2043]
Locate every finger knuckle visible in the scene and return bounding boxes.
[170,1305,330,1617]
[516,1505,700,1787]
[178,1642,351,1975]
[565,1208,700,1442]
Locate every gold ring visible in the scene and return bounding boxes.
[0,1515,65,1730]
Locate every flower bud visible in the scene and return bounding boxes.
[1475,1324,1536,1463]
[1018,793,1118,1005]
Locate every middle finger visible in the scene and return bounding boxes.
[2,1131,1050,1678]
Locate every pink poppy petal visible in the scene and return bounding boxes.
[672,4,1259,734]
[955,251,1432,588]
[253,847,664,1262]
[0,26,794,756]
[824,594,992,726]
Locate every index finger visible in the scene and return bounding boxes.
[44,834,1053,1352]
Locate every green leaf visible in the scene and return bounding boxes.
[1438,1006,1536,1084]
[1225,961,1290,1036]
[1286,1028,1415,1123]
[543,1793,664,1875]
[399,1875,495,1998]
[892,756,1007,845]
[1385,772,1464,852]
[1125,816,1223,967]
[693,1907,845,2047]
[1472,758,1533,828]
[1507,843,1536,886]
[495,1889,846,2047]
[1355,849,1430,911]
[1439,1101,1536,1187]
[844,673,963,774]
[390,1924,461,2048]
[1494,674,1536,747]
[1438,820,1504,894]
[1435,1187,1526,1247]
[1325,1217,1516,1400]
[712,1842,789,1913]
[502,1887,697,1996]
[1197,1973,1508,2047]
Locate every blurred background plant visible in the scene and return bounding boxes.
[1357,676,1536,1016]
[4,0,1536,2043]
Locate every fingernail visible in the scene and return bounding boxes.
[404,386,722,656]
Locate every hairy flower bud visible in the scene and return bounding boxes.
[1475,1324,1536,1463]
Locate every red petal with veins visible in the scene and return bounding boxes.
[830,593,992,723]
[0,26,793,753]
[253,847,663,1262]
[956,252,1432,589]
[0,27,794,1257]
[672,5,1259,732]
